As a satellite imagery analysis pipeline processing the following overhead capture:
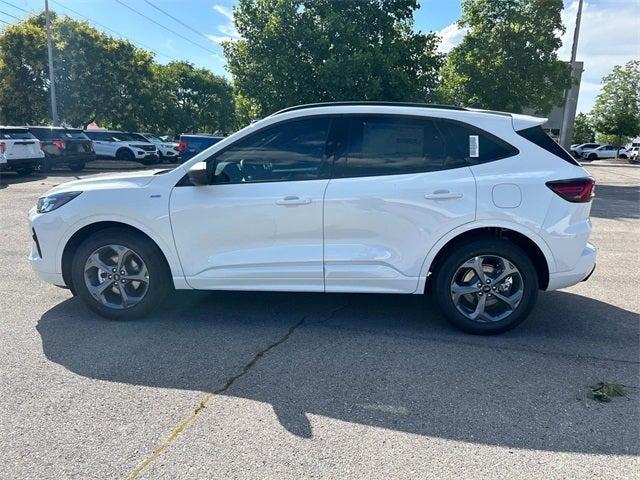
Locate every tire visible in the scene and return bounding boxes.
[71,228,172,320]
[433,238,539,335]
[116,148,135,161]
[14,166,33,176]
[619,154,628,159]
[69,162,85,172]
[40,156,53,173]
[588,153,597,160]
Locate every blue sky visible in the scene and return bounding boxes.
[1,1,638,113]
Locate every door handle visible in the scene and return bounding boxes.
[424,191,464,200]
[276,196,312,205]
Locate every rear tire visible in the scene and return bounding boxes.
[69,162,85,172]
[433,238,538,335]
[14,166,33,176]
[619,154,628,159]
[71,228,172,320]
[40,156,53,173]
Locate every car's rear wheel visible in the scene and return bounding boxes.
[69,162,85,172]
[71,228,171,320]
[14,166,33,176]
[40,156,53,173]
[433,238,538,335]
[619,154,628,159]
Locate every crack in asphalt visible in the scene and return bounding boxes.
[125,299,352,480]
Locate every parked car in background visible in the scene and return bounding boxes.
[28,126,95,172]
[178,134,224,163]
[628,146,639,164]
[84,130,159,165]
[160,134,180,143]
[29,102,597,335]
[0,126,44,176]
[581,144,629,160]
[129,132,179,163]
[570,143,600,158]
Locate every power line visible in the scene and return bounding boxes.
[0,18,9,24]
[0,9,20,20]
[142,0,210,42]
[49,0,178,61]
[113,0,217,55]
[0,0,30,14]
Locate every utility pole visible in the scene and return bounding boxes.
[44,0,58,125]
[559,0,583,148]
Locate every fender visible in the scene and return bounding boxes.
[54,213,191,290]
[414,220,557,294]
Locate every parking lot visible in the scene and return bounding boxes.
[1,160,638,479]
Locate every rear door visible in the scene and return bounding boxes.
[323,115,477,293]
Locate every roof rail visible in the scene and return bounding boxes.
[272,101,468,116]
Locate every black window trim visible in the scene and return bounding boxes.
[176,112,520,186]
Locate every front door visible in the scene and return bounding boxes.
[170,117,333,291]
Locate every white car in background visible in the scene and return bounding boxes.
[570,142,600,158]
[130,132,180,162]
[0,126,45,176]
[628,146,639,163]
[29,102,597,335]
[84,130,159,165]
[581,144,629,160]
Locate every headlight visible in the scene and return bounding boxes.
[36,191,82,213]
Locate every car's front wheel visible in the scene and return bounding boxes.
[433,238,538,335]
[71,228,171,320]
[588,153,598,160]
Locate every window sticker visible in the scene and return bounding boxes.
[469,135,479,158]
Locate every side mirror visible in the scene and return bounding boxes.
[188,162,209,186]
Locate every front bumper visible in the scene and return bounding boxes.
[547,243,597,290]
[28,209,67,287]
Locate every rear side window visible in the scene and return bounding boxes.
[0,128,35,140]
[63,130,89,139]
[29,128,58,140]
[517,126,579,165]
[334,115,517,178]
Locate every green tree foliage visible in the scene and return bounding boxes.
[152,61,235,134]
[0,13,235,133]
[591,60,640,147]
[438,0,571,113]
[572,113,595,144]
[224,0,442,117]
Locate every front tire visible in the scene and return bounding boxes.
[71,228,171,320]
[588,153,598,160]
[116,148,135,161]
[433,238,538,335]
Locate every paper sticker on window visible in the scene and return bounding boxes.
[469,135,479,157]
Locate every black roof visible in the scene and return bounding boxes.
[272,101,468,116]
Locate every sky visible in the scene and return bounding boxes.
[1,0,638,114]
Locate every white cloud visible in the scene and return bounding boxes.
[207,4,241,44]
[436,23,468,53]
[435,1,640,112]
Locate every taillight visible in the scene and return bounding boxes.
[546,178,595,203]
[52,139,65,150]
[178,140,187,153]
[0,142,5,154]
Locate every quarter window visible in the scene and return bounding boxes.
[208,117,331,184]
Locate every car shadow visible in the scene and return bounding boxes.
[38,290,639,455]
[590,184,640,220]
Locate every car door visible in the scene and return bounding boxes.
[323,115,477,293]
[170,116,333,291]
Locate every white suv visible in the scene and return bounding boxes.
[28,103,597,334]
[130,132,179,162]
[0,126,45,176]
[84,130,159,165]
[581,144,629,160]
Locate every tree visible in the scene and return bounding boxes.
[572,113,595,144]
[438,0,572,113]
[591,60,640,147]
[223,0,442,117]
[152,61,235,134]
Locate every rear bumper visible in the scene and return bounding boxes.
[547,243,597,291]
[0,156,42,170]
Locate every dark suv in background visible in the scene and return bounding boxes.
[178,134,224,163]
[28,127,95,172]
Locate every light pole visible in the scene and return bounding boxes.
[44,0,58,125]
[559,0,584,148]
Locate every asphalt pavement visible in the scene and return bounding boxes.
[0,160,638,479]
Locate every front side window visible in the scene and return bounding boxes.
[207,117,331,184]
